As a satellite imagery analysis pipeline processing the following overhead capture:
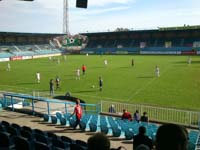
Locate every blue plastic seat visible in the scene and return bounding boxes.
[89,123,97,132]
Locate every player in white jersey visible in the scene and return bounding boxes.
[187,56,192,64]
[7,63,11,71]
[36,72,40,83]
[155,65,160,77]
[76,68,80,80]
[104,59,108,66]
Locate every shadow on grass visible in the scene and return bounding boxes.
[137,76,154,78]
[174,61,200,64]
[75,90,96,93]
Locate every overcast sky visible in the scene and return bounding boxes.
[0,0,200,34]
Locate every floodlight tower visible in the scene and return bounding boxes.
[63,0,69,34]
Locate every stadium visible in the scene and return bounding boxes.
[0,0,200,150]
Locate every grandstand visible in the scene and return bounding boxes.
[1,26,200,149]
[81,26,200,55]
[0,32,64,61]
[0,92,199,150]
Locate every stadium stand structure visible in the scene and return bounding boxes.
[0,92,200,150]
[0,32,65,61]
[81,27,200,55]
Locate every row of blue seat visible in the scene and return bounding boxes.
[43,112,199,150]
[0,120,87,150]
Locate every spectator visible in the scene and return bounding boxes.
[133,126,153,150]
[133,110,140,123]
[108,105,116,113]
[140,112,148,122]
[155,123,188,150]
[70,99,83,129]
[122,109,132,121]
[88,132,110,150]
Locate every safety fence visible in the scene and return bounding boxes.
[1,92,200,129]
[101,101,200,129]
[1,92,99,116]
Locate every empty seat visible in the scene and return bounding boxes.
[61,136,74,144]
[0,131,14,149]
[112,128,121,137]
[51,116,58,124]
[52,138,70,149]
[47,132,58,140]
[60,117,67,126]
[34,128,46,136]
[34,141,51,150]
[34,133,49,145]
[75,139,88,147]
[20,130,33,141]
[11,123,21,131]
[89,123,97,132]
[6,126,19,136]
[14,136,32,150]
[43,114,50,122]
[22,126,32,133]
[1,121,10,127]
[100,124,109,134]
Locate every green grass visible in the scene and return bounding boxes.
[0,55,200,111]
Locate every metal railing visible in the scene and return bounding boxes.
[1,92,98,115]
[101,101,200,128]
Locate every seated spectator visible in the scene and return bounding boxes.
[133,126,153,150]
[122,109,132,121]
[133,110,140,123]
[155,123,188,150]
[87,132,110,150]
[108,104,116,113]
[140,112,148,122]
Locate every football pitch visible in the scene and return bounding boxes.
[0,55,200,111]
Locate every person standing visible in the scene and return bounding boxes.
[7,63,11,71]
[55,76,60,90]
[131,59,134,67]
[133,126,153,150]
[122,109,132,121]
[49,79,54,96]
[76,68,80,80]
[70,99,83,129]
[140,112,149,122]
[108,105,116,113]
[99,76,103,91]
[36,72,40,83]
[104,59,108,66]
[133,110,140,123]
[155,65,160,77]
[82,64,86,75]
[187,56,192,64]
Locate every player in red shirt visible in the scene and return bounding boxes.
[122,109,132,121]
[82,64,86,75]
[70,99,83,129]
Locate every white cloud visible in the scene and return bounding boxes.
[68,0,135,8]
[88,0,134,7]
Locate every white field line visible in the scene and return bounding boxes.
[74,93,123,101]
[127,66,171,101]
